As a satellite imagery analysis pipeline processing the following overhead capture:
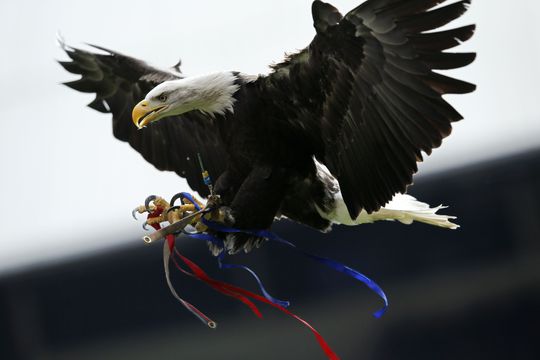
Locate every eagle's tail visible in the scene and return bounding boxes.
[323,193,459,230]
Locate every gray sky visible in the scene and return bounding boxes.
[1,0,539,273]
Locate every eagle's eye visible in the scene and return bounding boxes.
[158,94,168,102]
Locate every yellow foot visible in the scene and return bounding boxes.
[133,193,212,231]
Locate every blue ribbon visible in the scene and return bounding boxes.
[217,255,291,308]
[177,192,388,318]
[183,232,290,308]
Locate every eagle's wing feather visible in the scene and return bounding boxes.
[265,0,475,217]
[60,45,226,197]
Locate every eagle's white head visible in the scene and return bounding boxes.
[132,72,242,129]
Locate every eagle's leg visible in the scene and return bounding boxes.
[209,168,245,214]
[213,166,288,254]
[201,168,246,249]
[229,166,288,228]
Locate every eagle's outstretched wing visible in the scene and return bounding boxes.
[262,0,476,217]
[59,44,226,197]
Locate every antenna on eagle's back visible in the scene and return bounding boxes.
[197,153,214,197]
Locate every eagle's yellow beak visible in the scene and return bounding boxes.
[132,100,168,129]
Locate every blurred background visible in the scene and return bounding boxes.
[1,0,539,359]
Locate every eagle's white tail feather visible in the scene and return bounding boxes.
[323,193,459,230]
[359,194,459,229]
[313,159,459,230]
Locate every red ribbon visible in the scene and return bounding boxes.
[168,234,340,360]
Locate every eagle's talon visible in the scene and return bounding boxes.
[169,193,184,207]
[144,195,158,211]
[132,207,140,220]
[131,205,148,220]
[143,221,150,231]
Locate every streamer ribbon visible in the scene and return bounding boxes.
[168,234,339,360]
[185,232,290,308]
[149,192,390,359]
[180,192,389,318]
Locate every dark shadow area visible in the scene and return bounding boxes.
[2,149,540,360]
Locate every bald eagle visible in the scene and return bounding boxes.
[60,0,475,253]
